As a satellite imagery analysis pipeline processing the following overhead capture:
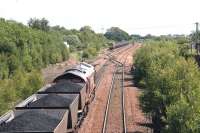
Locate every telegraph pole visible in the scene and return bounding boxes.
[195,22,199,54]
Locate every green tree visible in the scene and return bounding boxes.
[0,17,109,115]
[0,18,70,115]
[64,35,82,51]
[104,27,130,41]
[134,41,200,133]
[28,18,50,31]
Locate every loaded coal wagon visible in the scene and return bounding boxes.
[37,62,95,122]
[109,41,129,50]
[15,93,79,130]
[0,62,96,133]
[0,109,68,133]
[54,62,95,98]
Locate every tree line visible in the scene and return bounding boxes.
[0,18,105,114]
[0,17,131,115]
[0,18,70,114]
[134,40,200,133]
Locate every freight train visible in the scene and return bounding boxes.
[0,62,96,133]
[109,41,129,50]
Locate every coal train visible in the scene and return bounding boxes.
[0,62,96,133]
[109,41,129,50]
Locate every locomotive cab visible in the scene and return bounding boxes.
[53,62,95,103]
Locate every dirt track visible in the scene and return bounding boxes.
[124,44,152,133]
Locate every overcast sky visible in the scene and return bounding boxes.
[0,0,200,35]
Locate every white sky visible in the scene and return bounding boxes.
[0,0,200,35]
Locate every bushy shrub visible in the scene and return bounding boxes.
[134,41,200,132]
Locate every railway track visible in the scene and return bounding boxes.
[102,46,134,133]
[78,43,150,133]
[123,44,153,133]
[102,64,125,133]
[94,44,133,89]
[0,43,138,133]
[78,44,135,133]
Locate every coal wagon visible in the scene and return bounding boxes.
[15,93,79,130]
[109,41,129,50]
[0,109,68,133]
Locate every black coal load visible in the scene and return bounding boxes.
[15,94,79,129]
[39,81,85,93]
[29,94,74,108]
[37,81,86,111]
[0,110,66,132]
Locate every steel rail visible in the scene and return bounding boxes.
[102,64,117,133]
[120,45,139,133]
[86,44,135,133]
[102,52,129,133]
[122,54,129,133]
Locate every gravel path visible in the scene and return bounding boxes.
[124,44,153,133]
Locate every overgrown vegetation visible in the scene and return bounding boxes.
[0,18,69,114]
[0,18,109,115]
[134,40,200,133]
[53,25,109,60]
